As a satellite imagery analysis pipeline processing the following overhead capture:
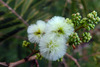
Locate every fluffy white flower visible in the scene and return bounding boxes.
[39,34,66,61]
[45,16,74,39]
[27,20,46,43]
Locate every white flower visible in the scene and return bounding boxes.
[45,16,74,39]
[27,20,46,43]
[39,34,66,61]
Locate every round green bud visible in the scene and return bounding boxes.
[60,58,63,62]
[94,22,98,24]
[57,59,60,62]
[76,13,80,16]
[36,53,40,57]
[72,14,76,17]
[79,16,81,18]
[39,56,43,60]
[36,56,38,59]
[66,18,74,26]
[96,17,100,22]
[92,11,97,17]
[86,26,90,31]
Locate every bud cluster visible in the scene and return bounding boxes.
[82,32,92,42]
[80,11,100,30]
[68,33,82,45]
[66,18,74,26]
[72,12,81,27]
[22,41,30,47]
[57,56,63,62]
[36,53,43,60]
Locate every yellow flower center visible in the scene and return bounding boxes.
[34,29,41,37]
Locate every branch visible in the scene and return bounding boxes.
[61,58,68,67]
[48,61,52,67]
[0,55,37,67]
[34,59,39,67]
[0,50,39,67]
[0,62,8,66]
[13,35,28,40]
[0,0,29,26]
[66,53,80,67]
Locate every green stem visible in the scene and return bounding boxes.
[75,25,84,32]
[27,46,34,53]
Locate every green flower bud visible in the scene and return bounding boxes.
[72,14,76,17]
[75,42,77,45]
[92,11,97,17]
[94,22,98,24]
[76,13,80,16]
[60,58,63,62]
[36,56,38,59]
[57,59,60,62]
[96,17,100,22]
[79,16,81,18]
[36,53,40,57]
[39,56,43,60]
[57,57,63,62]
[66,18,74,26]
[36,53,43,60]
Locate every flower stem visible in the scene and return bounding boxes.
[75,25,84,32]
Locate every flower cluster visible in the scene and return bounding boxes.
[27,11,100,61]
[27,16,74,61]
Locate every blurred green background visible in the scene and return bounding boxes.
[0,0,100,67]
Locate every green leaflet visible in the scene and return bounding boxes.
[21,0,33,16]
[14,0,24,10]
